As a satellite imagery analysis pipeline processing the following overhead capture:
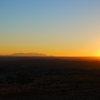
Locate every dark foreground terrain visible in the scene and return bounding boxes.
[0,56,100,100]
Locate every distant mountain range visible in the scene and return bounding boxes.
[11,53,47,57]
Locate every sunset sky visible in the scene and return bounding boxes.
[0,0,100,56]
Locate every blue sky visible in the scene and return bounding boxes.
[0,0,100,56]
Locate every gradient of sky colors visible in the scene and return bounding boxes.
[0,0,100,56]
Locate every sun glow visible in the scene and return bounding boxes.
[93,49,100,57]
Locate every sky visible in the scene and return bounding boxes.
[0,0,100,56]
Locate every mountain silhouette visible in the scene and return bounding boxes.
[11,53,47,57]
